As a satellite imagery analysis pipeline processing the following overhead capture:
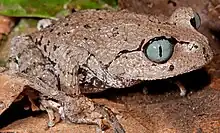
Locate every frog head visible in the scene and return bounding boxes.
[107,7,213,85]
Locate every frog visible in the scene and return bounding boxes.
[6,7,213,132]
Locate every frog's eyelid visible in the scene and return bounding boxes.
[142,36,178,51]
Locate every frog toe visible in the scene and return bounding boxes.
[94,105,125,133]
[40,99,61,127]
[175,81,187,96]
[63,95,125,132]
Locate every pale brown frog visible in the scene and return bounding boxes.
[6,7,213,132]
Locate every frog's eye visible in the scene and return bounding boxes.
[143,36,177,63]
[190,12,201,29]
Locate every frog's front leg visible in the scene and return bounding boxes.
[175,81,187,96]
[25,67,125,132]
[40,99,62,127]
[167,80,186,96]
[142,80,186,96]
[8,37,124,131]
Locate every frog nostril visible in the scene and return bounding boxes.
[168,64,174,71]
[194,44,198,49]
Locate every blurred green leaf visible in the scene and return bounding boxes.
[0,0,71,18]
[69,0,117,10]
[0,60,6,67]
[0,0,117,18]
[69,0,103,9]
[102,0,117,7]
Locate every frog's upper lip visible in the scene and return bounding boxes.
[148,52,213,81]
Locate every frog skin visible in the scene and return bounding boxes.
[6,7,213,132]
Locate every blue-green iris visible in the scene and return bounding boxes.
[144,37,175,63]
[190,12,201,29]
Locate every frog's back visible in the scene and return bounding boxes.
[30,10,160,66]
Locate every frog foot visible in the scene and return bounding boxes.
[142,86,148,95]
[40,99,61,127]
[94,105,125,133]
[175,81,186,96]
[62,95,125,133]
